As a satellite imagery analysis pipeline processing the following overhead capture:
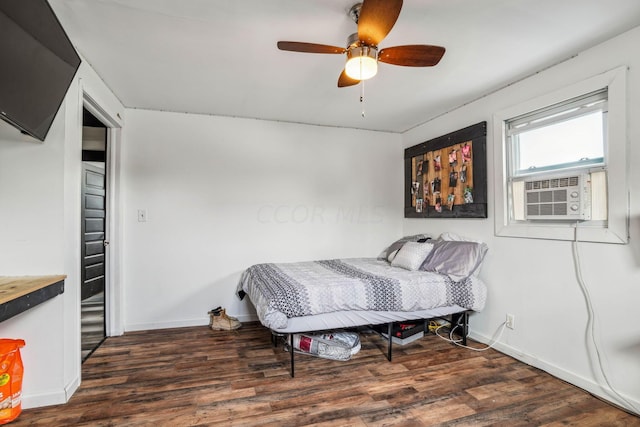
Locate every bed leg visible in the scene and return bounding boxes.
[462,311,469,346]
[451,312,470,346]
[386,322,393,362]
[289,333,295,378]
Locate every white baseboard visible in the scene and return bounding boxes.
[125,317,208,332]
[235,314,259,323]
[469,330,640,415]
[65,375,81,402]
[22,373,81,409]
[125,313,259,332]
[22,389,67,410]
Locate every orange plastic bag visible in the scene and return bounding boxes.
[0,339,25,425]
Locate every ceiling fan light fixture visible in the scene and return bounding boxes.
[277,0,446,89]
[345,46,378,80]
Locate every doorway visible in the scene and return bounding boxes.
[81,108,107,361]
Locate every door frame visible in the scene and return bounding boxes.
[82,92,124,336]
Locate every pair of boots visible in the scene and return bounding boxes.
[208,306,241,330]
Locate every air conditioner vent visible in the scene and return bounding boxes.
[526,176,580,190]
[521,173,591,221]
[554,189,567,202]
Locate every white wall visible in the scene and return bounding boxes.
[0,105,68,408]
[4,16,635,414]
[0,60,124,408]
[402,26,640,411]
[121,110,403,330]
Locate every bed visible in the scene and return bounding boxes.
[237,233,488,376]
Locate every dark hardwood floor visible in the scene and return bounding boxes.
[15,322,639,426]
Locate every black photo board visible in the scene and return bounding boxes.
[405,121,487,218]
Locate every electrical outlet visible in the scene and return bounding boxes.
[506,313,515,330]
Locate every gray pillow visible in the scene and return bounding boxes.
[420,240,488,281]
[378,234,431,261]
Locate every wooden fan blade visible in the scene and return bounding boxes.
[378,45,446,67]
[358,0,403,46]
[338,70,360,87]
[277,41,345,54]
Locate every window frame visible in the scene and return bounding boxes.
[507,89,607,178]
[493,67,628,244]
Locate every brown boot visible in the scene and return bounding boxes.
[209,306,239,321]
[209,308,241,330]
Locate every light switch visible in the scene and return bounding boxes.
[137,209,147,222]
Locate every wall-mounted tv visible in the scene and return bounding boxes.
[0,0,81,142]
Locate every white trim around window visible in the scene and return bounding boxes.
[493,66,629,244]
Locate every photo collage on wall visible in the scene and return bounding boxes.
[411,140,474,213]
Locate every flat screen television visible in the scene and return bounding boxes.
[0,0,81,142]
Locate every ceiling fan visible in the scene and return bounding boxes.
[277,0,445,87]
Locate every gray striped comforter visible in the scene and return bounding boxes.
[237,258,487,330]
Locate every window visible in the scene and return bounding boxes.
[507,89,607,178]
[493,67,628,244]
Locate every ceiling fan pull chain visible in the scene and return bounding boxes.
[360,79,366,118]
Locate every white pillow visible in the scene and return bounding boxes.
[391,242,435,271]
[378,234,431,260]
[387,249,400,263]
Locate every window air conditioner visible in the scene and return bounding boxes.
[523,173,591,221]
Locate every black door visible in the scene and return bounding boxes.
[81,164,106,300]
[81,163,107,360]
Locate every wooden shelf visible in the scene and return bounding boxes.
[0,275,66,322]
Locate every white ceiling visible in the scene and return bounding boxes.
[50,0,640,133]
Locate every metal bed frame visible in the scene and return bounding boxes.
[272,311,470,377]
